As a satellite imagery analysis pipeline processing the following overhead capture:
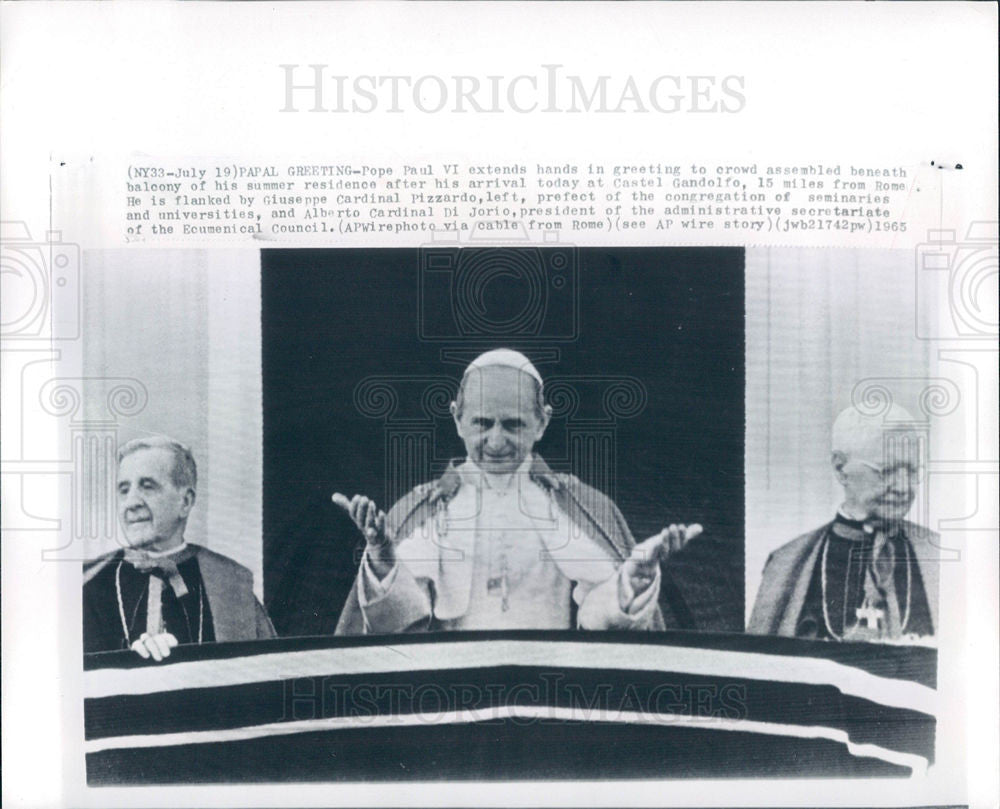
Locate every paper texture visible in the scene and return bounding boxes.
[1,2,996,808]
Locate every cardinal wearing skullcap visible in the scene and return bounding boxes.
[84,436,274,661]
[749,404,938,643]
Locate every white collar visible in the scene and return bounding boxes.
[837,505,871,524]
[128,540,188,558]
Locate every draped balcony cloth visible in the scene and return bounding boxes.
[84,632,936,783]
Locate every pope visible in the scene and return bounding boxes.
[334,349,701,634]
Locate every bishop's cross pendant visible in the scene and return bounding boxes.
[855,604,884,631]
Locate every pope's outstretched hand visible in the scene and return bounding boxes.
[621,523,703,604]
[332,492,395,577]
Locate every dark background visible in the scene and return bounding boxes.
[261,247,744,635]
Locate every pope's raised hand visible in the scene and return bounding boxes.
[332,493,389,546]
[622,523,704,594]
[332,492,395,575]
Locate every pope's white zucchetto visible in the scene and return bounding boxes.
[461,349,544,389]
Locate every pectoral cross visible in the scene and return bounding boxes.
[487,555,511,612]
[855,604,884,631]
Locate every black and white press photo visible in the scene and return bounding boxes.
[3,4,996,808]
[69,244,941,784]
[261,247,745,637]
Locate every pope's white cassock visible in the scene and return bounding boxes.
[342,457,662,633]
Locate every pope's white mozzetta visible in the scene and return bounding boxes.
[334,349,701,634]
